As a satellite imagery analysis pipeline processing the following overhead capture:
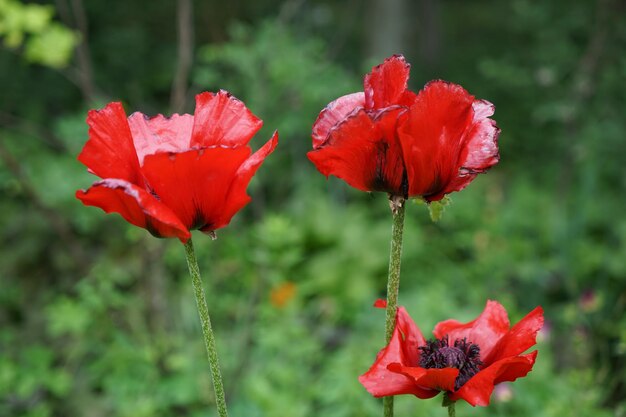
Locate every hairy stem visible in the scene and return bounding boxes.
[447,399,456,417]
[184,238,228,417]
[443,393,456,417]
[383,195,407,417]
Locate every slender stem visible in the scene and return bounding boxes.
[383,395,395,417]
[443,393,456,417]
[184,238,229,417]
[383,196,407,417]
[448,402,456,417]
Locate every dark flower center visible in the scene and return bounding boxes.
[419,336,482,390]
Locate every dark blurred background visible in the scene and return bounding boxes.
[1,0,625,416]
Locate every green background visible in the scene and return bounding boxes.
[1,0,625,416]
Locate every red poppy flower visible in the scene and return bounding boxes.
[76,90,278,243]
[359,300,543,406]
[308,54,500,202]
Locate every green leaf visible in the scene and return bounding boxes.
[0,0,53,45]
[19,3,53,34]
[24,23,78,68]
[45,296,91,337]
[428,196,452,222]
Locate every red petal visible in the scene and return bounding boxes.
[396,306,426,365]
[141,147,252,233]
[430,99,500,200]
[190,90,263,148]
[483,306,544,365]
[128,112,193,164]
[359,307,430,398]
[374,299,387,308]
[371,301,425,364]
[425,172,478,203]
[76,179,190,242]
[203,131,278,233]
[364,55,412,109]
[462,100,500,171]
[387,364,458,393]
[307,107,406,194]
[450,351,538,406]
[311,92,365,147]
[78,102,143,185]
[433,300,510,360]
[397,80,475,200]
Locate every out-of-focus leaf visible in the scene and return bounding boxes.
[24,23,78,68]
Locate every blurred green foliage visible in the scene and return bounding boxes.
[0,0,77,68]
[1,0,625,416]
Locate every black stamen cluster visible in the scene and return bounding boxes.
[419,336,483,390]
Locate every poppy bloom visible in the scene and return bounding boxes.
[76,90,278,243]
[359,300,543,406]
[308,54,500,202]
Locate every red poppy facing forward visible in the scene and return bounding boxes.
[308,55,500,202]
[76,91,278,243]
[359,300,543,406]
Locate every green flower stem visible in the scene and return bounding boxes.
[443,393,456,417]
[184,238,228,417]
[383,196,407,417]
[448,402,456,417]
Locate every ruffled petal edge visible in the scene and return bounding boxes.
[205,130,279,233]
[433,300,510,360]
[360,301,429,397]
[484,306,544,365]
[128,112,194,164]
[364,54,412,109]
[190,90,263,149]
[312,92,365,148]
[450,351,538,406]
[78,102,143,186]
[76,179,190,242]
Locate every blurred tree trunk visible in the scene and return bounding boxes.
[366,0,409,60]
[170,0,194,113]
[417,0,441,70]
[55,0,98,102]
[366,0,442,71]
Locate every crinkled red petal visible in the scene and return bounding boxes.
[307,107,406,194]
[203,131,279,234]
[190,90,263,149]
[450,351,538,406]
[396,305,426,365]
[360,303,429,397]
[433,300,510,360]
[76,179,190,242]
[425,172,478,203]
[141,147,251,233]
[430,99,500,200]
[398,80,475,200]
[483,306,544,365]
[364,54,411,110]
[372,302,426,362]
[359,308,430,398]
[462,100,500,171]
[128,112,194,164]
[78,102,143,186]
[311,92,365,147]
[387,363,458,393]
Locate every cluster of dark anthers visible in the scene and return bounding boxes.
[419,336,483,390]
